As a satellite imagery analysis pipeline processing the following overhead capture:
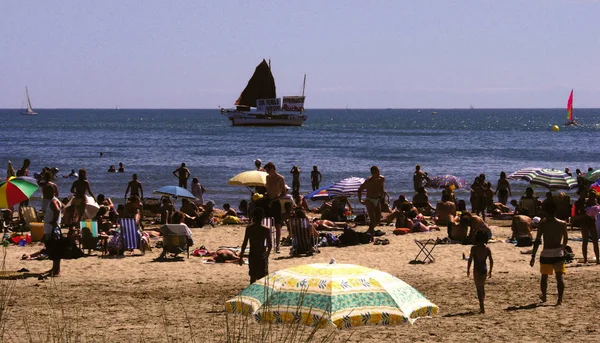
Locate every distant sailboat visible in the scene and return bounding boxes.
[565,89,578,126]
[20,87,37,115]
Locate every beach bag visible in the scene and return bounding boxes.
[222,216,240,225]
[108,232,124,256]
[393,228,411,235]
[339,227,359,246]
[358,232,372,244]
[516,236,533,247]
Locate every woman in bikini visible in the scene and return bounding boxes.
[495,171,512,205]
[467,230,493,313]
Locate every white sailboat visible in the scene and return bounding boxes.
[20,87,37,115]
[221,59,307,126]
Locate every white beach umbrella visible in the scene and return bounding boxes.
[508,167,542,181]
[327,177,366,196]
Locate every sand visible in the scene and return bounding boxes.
[3,218,600,342]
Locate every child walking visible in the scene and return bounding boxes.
[239,207,272,284]
[467,230,493,313]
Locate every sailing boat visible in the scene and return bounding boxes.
[221,59,307,126]
[565,89,577,126]
[20,87,37,115]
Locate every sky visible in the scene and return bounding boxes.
[2,0,600,109]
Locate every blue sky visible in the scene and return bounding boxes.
[2,1,599,108]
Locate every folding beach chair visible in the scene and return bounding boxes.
[288,218,318,256]
[118,218,143,254]
[519,198,538,217]
[159,224,191,259]
[412,238,438,263]
[80,220,101,254]
[20,206,42,232]
[352,208,369,225]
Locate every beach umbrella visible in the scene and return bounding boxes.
[0,176,39,209]
[304,184,335,201]
[64,195,100,218]
[426,175,469,190]
[584,169,600,182]
[327,177,365,196]
[523,169,577,190]
[590,180,600,194]
[507,167,542,181]
[225,263,438,329]
[153,185,196,199]
[228,170,268,187]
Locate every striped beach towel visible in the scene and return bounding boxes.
[118,218,140,250]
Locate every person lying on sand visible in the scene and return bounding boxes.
[206,249,241,263]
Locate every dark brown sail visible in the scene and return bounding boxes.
[235,59,276,108]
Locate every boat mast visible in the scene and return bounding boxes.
[302,74,306,97]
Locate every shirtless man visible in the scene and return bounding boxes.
[173,163,191,189]
[510,211,533,241]
[435,193,456,226]
[413,164,430,191]
[125,173,144,199]
[358,166,385,235]
[70,169,95,223]
[450,212,489,242]
[530,201,568,305]
[264,162,286,253]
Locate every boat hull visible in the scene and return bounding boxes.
[224,111,306,127]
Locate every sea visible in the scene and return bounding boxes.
[1,108,599,210]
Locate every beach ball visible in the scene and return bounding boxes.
[552,125,560,132]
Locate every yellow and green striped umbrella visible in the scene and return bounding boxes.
[0,177,39,208]
[226,263,438,329]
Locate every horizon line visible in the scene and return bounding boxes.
[1,107,597,110]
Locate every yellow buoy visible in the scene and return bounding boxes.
[552,125,560,132]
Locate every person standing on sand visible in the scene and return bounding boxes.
[70,169,95,223]
[467,230,493,314]
[125,173,144,200]
[264,162,286,253]
[530,201,568,305]
[173,163,191,189]
[413,164,430,192]
[495,171,511,205]
[290,165,301,194]
[43,194,63,277]
[310,165,322,191]
[358,166,385,235]
[239,207,272,283]
[16,159,31,207]
[582,194,600,264]
[191,177,206,206]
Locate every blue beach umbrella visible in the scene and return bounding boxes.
[304,184,335,201]
[153,185,196,199]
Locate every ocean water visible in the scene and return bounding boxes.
[1,108,599,209]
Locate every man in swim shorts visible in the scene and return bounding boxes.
[264,162,286,253]
[530,201,568,305]
[358,166,385,235]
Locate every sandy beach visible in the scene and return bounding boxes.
[2,216,600,342]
